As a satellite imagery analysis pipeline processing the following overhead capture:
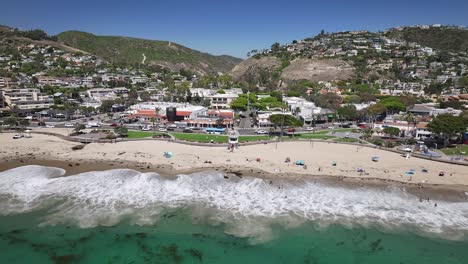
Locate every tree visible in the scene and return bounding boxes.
[343,95,362,104]
[19,119,30,128]
[361,128,374,140]
[128,89,138,100]
[4,116,18,127]
[140,91,151,101]
[338,105,358,120]
[314,92,342,110]
[427,114,467,137]
[367,104,387,117]
[150,117,157,133]
[99,100,115,113]
[114,126,128,137]
[271,42,281,52]
[269,114,303,129]
[270,91,283,102]
[74,124,86,133]
[383,127,400,137]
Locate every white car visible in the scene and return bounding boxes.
[45,124,55,128]
[158,128,167,132]
[142,126,152,131]
[256,130,268,134]
[13,134,23,139]
[64,123,74,127]
[305,127,314,131]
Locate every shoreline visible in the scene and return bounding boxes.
[2,133,468,201]
[2,157,468,202]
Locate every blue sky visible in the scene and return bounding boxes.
[1,0,467,58]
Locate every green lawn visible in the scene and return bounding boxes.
[170,133,273,143]
[333,137,359,143]
[171,133,228,143]
[313,128,354,135]
[283,133,336,140]
[440,145,468,156]
[238,135,272,142]
[127,130,162,139]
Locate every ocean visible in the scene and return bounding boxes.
[1,165,468,263]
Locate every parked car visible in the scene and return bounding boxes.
[110,123,119,127]
[305,127,314,131]
[64,123,74,127]
[141,126,151,131]
[45,124,55,128]
[13,134,23,139]
[256,130,268,134]
[159,128,167,132]
[183,128,193,133]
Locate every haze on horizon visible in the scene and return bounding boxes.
[1,0,468,58]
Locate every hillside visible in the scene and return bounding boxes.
[385,26,468,53]
[57,31,242,74]
[232,57,354,84]
[0,25,87,54]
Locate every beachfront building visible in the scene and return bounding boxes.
[257,110,294,127]
[283,96,333,124]
[413,122,433,140]
[129,102,235,128]
[208,93,239,109]
[1,88,54,110]
[409,104,463,117]
[189,88,216,98]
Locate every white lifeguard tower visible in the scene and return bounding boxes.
[228,129,239,147]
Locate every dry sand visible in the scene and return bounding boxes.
[1,133,467,191]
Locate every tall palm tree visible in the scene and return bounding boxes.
[403,112,416,136]
[155,107,161,127]
[150,117,156,134]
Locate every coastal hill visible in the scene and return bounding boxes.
[0,25,88,54]
[232,25,468,86]
[385,26,468,53]
[231,56,354,83]
[57,31,242,74]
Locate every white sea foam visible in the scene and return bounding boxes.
[1,165,468,242]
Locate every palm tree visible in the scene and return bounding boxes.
[403,112,416,136]
[155,107,161,126]
[150,117,156,134]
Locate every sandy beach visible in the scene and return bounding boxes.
[1,132,468,192]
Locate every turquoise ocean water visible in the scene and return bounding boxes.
[1,165,468,263]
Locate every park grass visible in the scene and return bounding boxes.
[314,128,354,134]
[171,133,228,143]
[440,145,468,156]
[238,135,271,142]
[333,137,359,143]
[171,133,273,143]
[283,133,336,140]
[127,130,156,138]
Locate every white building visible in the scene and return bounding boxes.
[1,88,54,110]
[208,93,239,109]
[87,88,118,102]
[189,88,216,98]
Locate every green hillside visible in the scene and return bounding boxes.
[57,31,242,73]
[386,27,468,53]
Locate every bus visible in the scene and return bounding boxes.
[204,127,226,134]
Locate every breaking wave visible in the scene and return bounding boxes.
[1,165,468,242]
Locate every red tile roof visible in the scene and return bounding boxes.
[176,111,192,116]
